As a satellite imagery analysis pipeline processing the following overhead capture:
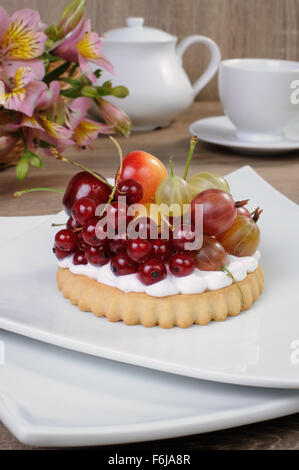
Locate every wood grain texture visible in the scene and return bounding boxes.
[1,101,299,449]
[1,0,299,100]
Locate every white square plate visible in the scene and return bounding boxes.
[1,166,299,389]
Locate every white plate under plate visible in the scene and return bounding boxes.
[190,116,299,154]
[2,329,299,447]
[1,166,299,389]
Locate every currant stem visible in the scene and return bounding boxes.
[183,136,198,180]
[252,207,263,222]
[14,187,64,198]
[49,147,114,190]
[222,267,245,306]
[235,199,250,208]
[169,157,174,177]
[51,223,66,227]
[100,136,124,216]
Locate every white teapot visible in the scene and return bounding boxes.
[93,17,221,131]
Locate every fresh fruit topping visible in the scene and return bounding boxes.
[119,151,168,204]
[128,216,159,239]
[171,224,199,252]
[55,229,77,252]
[76,231,87,251]
[111,253,138,276]
[127,238,153,263]
[217,208,262,257]
[137,258,167,286]
[169,253,195,277]
[191,189,242,236]
[237,206,251,218]
[71,197,98,226]
[63,171,111,216]
[73,251,88,265]
[150,239,171,261]
[155,174,193,217]
[66,217,80,230]
[109,234,128,254]
[53,246,74,260]
[105,201,132,231]
[188,172,230,197]
[116,179,143,205]
[82,216,107,247]
[192,236,227,271]
[86,245,111,266]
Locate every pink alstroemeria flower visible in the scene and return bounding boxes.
[66,97,114,149]
[0,67,47,117]
[53,19,113,84]
[0,8,46,79]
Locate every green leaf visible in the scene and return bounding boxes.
[16,156,30,180]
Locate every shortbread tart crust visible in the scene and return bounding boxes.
[57,265,264,329]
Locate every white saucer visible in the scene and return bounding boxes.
[189,116,299,155]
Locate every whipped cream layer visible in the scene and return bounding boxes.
[58,251,260,298]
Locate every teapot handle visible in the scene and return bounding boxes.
[177,36,221,98]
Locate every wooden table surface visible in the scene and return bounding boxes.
[1,101,299,450]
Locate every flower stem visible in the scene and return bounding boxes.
[14,187,64,198]
[183,136,198,180]
[49,147,114,189]
[222,267,245,307]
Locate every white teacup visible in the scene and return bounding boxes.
[219,58,299,142]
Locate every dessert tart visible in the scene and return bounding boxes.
[50,137,264,328]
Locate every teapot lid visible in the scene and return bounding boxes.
[102,17,176,43]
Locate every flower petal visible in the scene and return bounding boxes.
[3,9,47,59]
[18,80,47,117]
[0,79,25,111]
[39,114,73,140]
[3,59,45,80]
[74,118,112,147]
[37,81,61,110]
[67,97,92,129]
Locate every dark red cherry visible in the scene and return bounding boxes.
[171,224,199,252]
[127,217,159,240]
[137,258,167,286]
[71,197,98,226]
[169,253,195,277]
[150,239,171,261]
[66,217,80,230]
[55,229,77,252]
[53,246,74,260]
[127,238,153,263]
[115,179,143,205]
[73,251,88,265]
[86,245,111,266]
[82,216,106,247]
[63,171,110,216]
[109,234,128,254]
[110,253,137,276]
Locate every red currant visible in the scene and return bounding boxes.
[150,239,171,261]
[111,253,137,276]
[105,202,132,231]
[109,234,128,254]
[82,216,106,247]
[127,238,153,263]
[86,245,111,266]
[127,217,159,240]
[66,217,80,230]
[76,231,87,251]
[73,251,88,265]
[71,197,98,226]
[171,225,199,252]
[53,246,74,260]
[169,253,195,277]
[115,179,143,205]
[55,229,77,252]
[137,258,167,286]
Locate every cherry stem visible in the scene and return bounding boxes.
[14,187,64,198]
[252,207,263,222]
[51,223,66,227]
[235,199,249,208]
[222,267,245,306]
[169,157,174,177]
[100,136,124,216]
[183,136,198,180]
[49,147,114,190]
